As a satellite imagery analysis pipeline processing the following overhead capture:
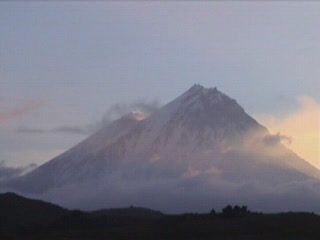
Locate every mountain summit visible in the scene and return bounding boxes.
[148,84,260,133]
[2,85,320,213]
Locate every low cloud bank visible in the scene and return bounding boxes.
[34,173,320,214]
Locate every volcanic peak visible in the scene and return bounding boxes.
[175,84,237,111]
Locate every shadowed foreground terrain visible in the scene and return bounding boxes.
[1,193,320,240]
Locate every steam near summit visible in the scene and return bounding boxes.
[2,85,320,213]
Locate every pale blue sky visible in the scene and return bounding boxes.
[0,2,319,167]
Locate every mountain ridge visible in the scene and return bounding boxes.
[1,84,319,213]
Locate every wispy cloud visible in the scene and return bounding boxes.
[91,99,160,132]
[16,125,89,136]
[263,133,292,146]
[0,160,37,181]
[255,95,320,168]
[16,99,161,136]
[103,99,159,122]
[0,101,42,122]
[16,126,45,134]
[53,126,89,135]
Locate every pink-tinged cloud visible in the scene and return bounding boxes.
[255,96,320,169]
[0,101,42,122]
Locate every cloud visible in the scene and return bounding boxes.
[91,99,160,132]
[0,101,42,122]
[104,99,160,122]
[16,125,89,135]
[0,160,37,181]
[32,167,320,213]
[15,100,161,136]
[255,95,320,169]
[16,126,45,134]
[263,133,292,146]
[53,126,89,135]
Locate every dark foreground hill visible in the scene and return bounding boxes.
[0,192,67,233]
[1,193,320,240]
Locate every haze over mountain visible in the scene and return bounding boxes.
[1,85,319,213]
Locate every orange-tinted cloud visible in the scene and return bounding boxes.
[255,96,320,169]
[0,101,42,122]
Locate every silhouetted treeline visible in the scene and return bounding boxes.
[221,205,250,217]
[1,193,320,240]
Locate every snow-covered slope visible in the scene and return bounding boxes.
[3,84,320,213]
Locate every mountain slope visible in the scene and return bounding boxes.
[2,84,319,213]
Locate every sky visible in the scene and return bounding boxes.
[0,2,319,171]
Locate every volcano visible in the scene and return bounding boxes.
[3,84,320,213]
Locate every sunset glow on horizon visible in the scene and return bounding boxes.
[255,95,320,169]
